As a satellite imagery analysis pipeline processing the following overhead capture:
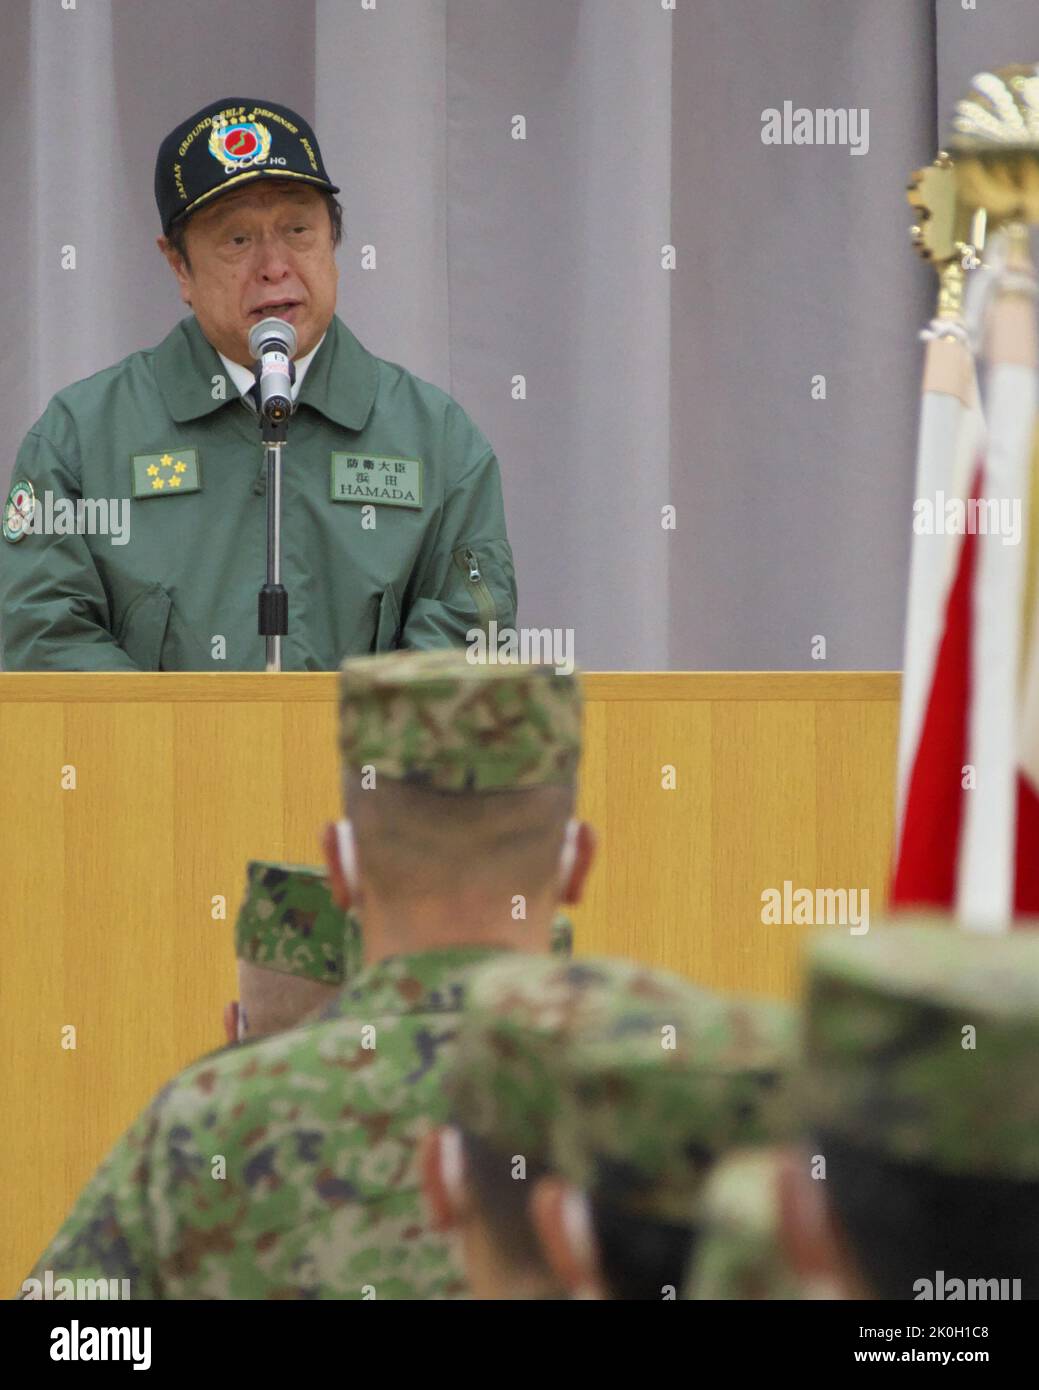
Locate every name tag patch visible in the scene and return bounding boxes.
[331,454,422,509]
[132,449,201,498]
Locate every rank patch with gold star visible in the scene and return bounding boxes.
[131,449,201,498]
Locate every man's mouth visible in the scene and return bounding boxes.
[248,301,302,321]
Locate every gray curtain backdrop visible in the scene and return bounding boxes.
[2,0,1037,670]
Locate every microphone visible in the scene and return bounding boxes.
[248,317,298,424]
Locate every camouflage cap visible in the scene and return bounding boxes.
[447,955,796,1226]
[338,650,582,792]
[235,861,362,985]
[803,920,1039,1180]
[235,863,567,977]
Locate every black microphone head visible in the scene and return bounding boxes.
[248,317,298,359]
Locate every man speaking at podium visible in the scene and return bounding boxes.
[0,97,516,671]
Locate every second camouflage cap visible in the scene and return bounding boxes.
[448,955,796,1225]
[803,921,1039,1180]
[236,862,570,982]
[338,650,582,792]
[235,861,361,985]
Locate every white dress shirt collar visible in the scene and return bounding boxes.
[218,330,327,410]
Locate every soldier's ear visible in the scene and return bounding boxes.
[322,819,357,911]
[420,1127,467,1231]
[559,821,597,907]
[529,1178,604,1298]
[776,1146,854,1297]
[222,1000,240,1045]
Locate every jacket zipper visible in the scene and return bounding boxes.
[454,546,497,633]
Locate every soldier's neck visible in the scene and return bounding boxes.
[358,896,559,964]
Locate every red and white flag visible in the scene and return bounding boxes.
[892,231,1039,929]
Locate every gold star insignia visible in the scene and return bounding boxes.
[147,464,159,477]
[160,453,173,468]
[169,476,182,488]
[152,478,165,490]
[174,461,187,474]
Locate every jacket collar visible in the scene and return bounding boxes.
[153,312,377,432]
[328,945,511,1020]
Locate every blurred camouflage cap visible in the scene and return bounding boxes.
[803,920,1039,1179]
[235,860,362,984]
[338,650,582,792]
[447,954,796,1225]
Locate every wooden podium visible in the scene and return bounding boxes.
[0,670,899,1289]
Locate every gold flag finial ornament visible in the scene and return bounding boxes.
[951,65,1039,151]
[948,64,1039,227]
[906,153,983,321]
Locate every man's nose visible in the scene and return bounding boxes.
[252,231,293,281]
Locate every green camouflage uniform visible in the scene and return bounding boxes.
[21,651,582,1299]
[447,953,795,1296]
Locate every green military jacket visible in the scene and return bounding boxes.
[21,945,509,1300]
[0,314,516,670]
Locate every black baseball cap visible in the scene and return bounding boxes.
[155,97,340,237]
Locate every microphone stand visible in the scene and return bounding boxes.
[258,405,290,673]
